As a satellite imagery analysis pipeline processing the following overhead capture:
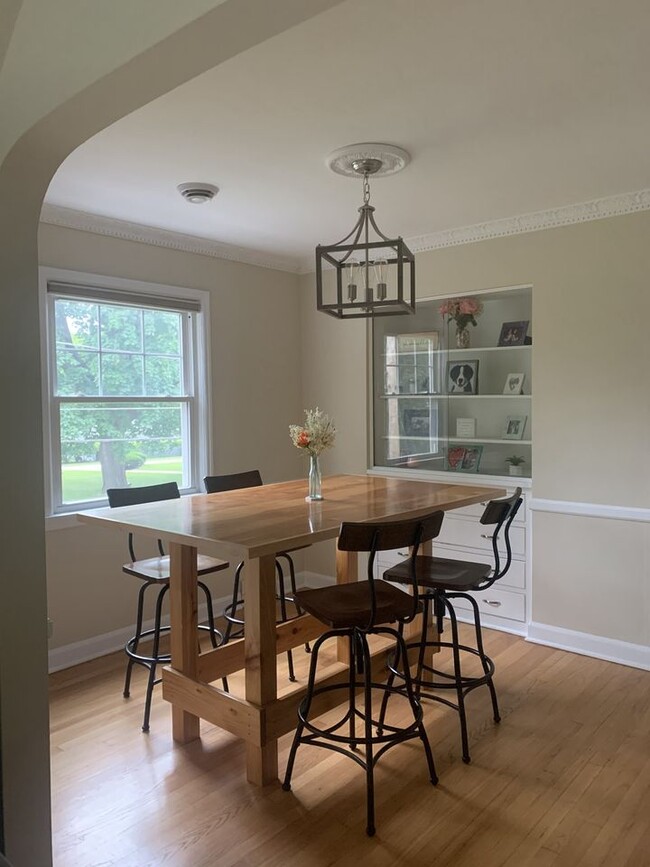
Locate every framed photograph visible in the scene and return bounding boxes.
[502,415,527,440]
[498,320,529,346]
[447,359,479,394]
[456,417,476,438]
[503,372,525,395]
[446,445,467,471]
[461,445,483,472]
[396,331,439,353]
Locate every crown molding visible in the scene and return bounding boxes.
[298,187,650,272]
[39,204,302,274]
[41,188,650,277]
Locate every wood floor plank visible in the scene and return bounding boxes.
[49,626,650,867]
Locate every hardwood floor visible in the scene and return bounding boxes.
[49,627,650,867]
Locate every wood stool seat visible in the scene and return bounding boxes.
[123,553,229,582]
[384,556,491,593]
[295,581,419,630]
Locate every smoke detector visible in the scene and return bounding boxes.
[177,182,219,204]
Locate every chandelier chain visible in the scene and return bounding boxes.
[362,173,371,205]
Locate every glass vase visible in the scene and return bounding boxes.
[307,453,323,501]
[456,327,470,349]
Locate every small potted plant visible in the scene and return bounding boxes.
[505,455,526,477]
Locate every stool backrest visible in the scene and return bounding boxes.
[338,511,444,630]
[478,487,523,587]
[106,482,181,562]
[204,470,263,493]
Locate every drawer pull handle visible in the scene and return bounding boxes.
[397,551,410,557]
[480,533,494,540]
[480,502,487,507]
[483,599,502,607]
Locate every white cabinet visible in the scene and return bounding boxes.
[376,487,529,633]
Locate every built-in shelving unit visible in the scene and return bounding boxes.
[371,285,533,479]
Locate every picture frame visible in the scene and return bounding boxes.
[456,417,476,438]
[446,445,467,471]
[445,444,483,472]
[447,359,479,394]
[396,331,440,353]
[502,414,527,440]
[498,320,529,346]
[503,372,525,395]
[460,445,483,472]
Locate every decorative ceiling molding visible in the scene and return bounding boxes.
[39,204,302,274]
[42,188,650,277]
[407,188,650,253]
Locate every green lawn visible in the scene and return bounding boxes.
[62,456,183,504]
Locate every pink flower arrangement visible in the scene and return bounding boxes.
[439,297,484,331]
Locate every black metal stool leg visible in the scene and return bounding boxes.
[415,596,432,699]
[276,562,296,682]
[224,563,245,643]
[349,633,358,750]
[467,594,500,723]
[282,631,329,791]
[446,596,471,763]
[360,633,376,837]
[280,552,311,654]
[198,580,229,693]
[394,629,438,785]
[377,621,404,734]
[142,584,169,733]
[124,580,150,698]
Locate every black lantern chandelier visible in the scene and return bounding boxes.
[316,144,415,319]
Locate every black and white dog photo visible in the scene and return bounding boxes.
[447,360,479,394]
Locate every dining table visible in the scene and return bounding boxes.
[77,473,504,786]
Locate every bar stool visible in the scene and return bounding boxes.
[204,470,310,682]
[380,488,523,763]
[107,482,230,732]
[282,511,444,836]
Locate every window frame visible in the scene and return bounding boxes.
[39,267,212,519]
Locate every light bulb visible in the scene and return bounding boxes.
[346,258,360,302]
[373,257,388,300]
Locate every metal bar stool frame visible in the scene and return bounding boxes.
[282,511,444,836]
[379,489,523,763]
[107,482,229,732]
[204,470,311,682]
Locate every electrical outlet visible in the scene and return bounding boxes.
[47,618,54,640]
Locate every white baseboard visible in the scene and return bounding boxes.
[527,621,650,671]
[48,598,228,673]
[48,576,332,674]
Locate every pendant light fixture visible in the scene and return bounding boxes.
[316,143,415,319]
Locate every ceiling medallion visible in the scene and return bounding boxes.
[316,143,415,319]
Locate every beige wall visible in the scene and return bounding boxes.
[299,211,650,647]
[40,223,303,648]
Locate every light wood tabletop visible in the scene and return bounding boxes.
[77,473,504,786]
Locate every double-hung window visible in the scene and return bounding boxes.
[42,271,210,514]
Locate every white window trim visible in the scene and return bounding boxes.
[39,267,212,529]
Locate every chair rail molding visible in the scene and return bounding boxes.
[530,498,650,523]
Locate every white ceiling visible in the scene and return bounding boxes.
[44,0,650,270]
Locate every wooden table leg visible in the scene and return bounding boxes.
[244,554,279,785]
[335,547,358,662]
[169,542,200,743]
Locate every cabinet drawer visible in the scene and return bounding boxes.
[445,491,526,523]
[377,547,525,591]
[437,516,525,557]
[448,585,526,623]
